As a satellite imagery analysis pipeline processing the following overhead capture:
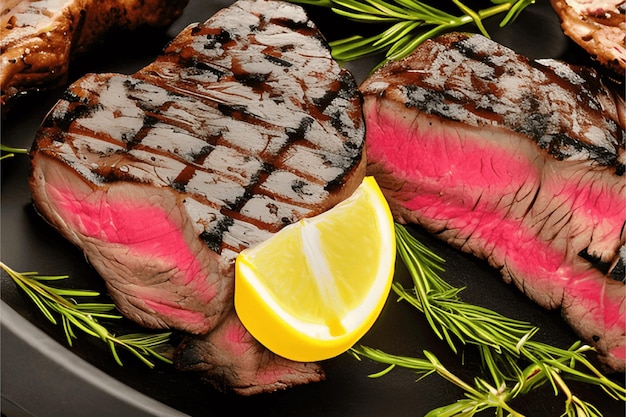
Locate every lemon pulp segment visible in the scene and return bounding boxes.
[234,176,395,362]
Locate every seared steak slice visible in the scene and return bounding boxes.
[361,32,625,372]
[175,309,325,395]
[550,0,626,75]
[1,0,189,113]
[29,0,364,393]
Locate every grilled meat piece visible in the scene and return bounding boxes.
[1,0,189,113]
[29,0,364,394]
[361,32,626,372]
[550,0,626,75]
[175,309,325,395]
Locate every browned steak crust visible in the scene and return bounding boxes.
[1,0,189,113]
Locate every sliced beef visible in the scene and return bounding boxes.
[175,310,325,395]
[361,32,626,372]
[1,0,189,113]
[550,0,626,75]
[29,0,365,393]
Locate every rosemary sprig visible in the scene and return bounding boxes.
[350,224,625,417]
[1,261,173,368]
[0,144,27,160]
[351,346,525,416]
[289,0,535,68]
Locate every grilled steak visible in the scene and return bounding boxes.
[1,0,189,113]
[28,0,365,394]
[175,310,325,395]
[550,0,626,75]
[361,32,626,372]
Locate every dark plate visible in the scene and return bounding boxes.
[1,1,624,416]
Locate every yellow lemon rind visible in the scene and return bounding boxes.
[234,177,396,362]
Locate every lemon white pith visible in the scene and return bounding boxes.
[234,176,395,362]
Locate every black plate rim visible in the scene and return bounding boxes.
[1,301,189,417]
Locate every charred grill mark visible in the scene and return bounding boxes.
[453,38,512,80]
[291,179,313,198]
[403,85,446,113]
[314,72,360,115]
[578,247,614,275]
[402,84,507,126]
[219,162,271,215]
[234,70,270,87]
[231,187,255,212]
[221,207,289,237]
[216,103,265,126]
[537,133,618,167]
[453,38,488,63]
[199,216,235,254]
[338,71,361,100]
[44,96,94,133]
[172,165,197,192]
[205,28,233,48]
[121,112,164,150]
[121,123,146,150]
[329,110,358,146]
[269,16,312,33]
[323,176,344,193]
[313,87,339,113]
[119,133,217,174]
[343,139,361,153]
[190,145,215,165]
[143,115,159,128]
[401,84,480,125]
[263,53,292,67]
[189,23,203,36]
[193,61,228,80]
[60,88,88,104]
[285,116,314,144]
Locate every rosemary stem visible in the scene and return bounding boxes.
[314,0,537,66]
[381,225,626,416]
[0,144,28,154]
[1,262,173,368]
[476,2,515,21]
[428,355,484,398]
[439,2,517,35]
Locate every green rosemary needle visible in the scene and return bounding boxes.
[1,261,173,368]
[288,0,535,68]
[350,224,625,417]
[0,144,27,161]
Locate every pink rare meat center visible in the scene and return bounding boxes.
[47,183,217,313]
[366,111,625,331]
[224,320,252,356]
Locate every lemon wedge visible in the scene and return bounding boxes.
[234,176,395,362]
